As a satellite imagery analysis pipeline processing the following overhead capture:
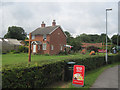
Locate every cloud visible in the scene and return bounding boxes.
[0,1,119,38]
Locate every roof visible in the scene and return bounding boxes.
[81,43,103,48]
[31,25,60,36]
[1,39,22,45]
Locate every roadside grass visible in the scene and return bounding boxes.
[57,62,120,89]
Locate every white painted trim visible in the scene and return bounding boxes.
[33,45,36,53]
[4,39,8,42]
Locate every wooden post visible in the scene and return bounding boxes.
[28,33,32,62]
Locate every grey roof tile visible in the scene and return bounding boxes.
[31,25,60,36]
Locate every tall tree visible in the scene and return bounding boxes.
[4,26,27,40]
[64,31,74,44]
[100,33,111,43]
[111,34,120,45]
[76,33,91,43]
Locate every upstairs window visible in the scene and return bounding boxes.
[43,34,46,41]
[32,35,35,39]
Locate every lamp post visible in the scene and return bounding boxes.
[106,8,112,64]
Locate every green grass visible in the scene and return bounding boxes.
[2,52,91,66]
[60,62,120,89]
[2,52,116,67]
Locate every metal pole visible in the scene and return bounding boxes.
[106,10,108,64]
[117,34,119,51]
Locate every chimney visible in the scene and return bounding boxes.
[52,20,56,26]
[41,21,45,27]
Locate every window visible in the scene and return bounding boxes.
[60,45,63,50]
[43,43,47,50]
[51,45,54,50]
[43,34,46,40]
[32,35,35,39]
[38,45,40,50]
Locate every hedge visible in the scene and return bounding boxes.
[2,54,120,88]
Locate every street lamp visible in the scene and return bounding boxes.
[106,8,112,64]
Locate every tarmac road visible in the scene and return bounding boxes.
[91,65,119,89]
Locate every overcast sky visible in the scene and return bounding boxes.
[0,0,120,38]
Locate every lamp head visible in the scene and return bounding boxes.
[106,8,112,11]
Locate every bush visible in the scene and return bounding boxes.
[2,54,120,88]
[18,46,28,53]
[87,46,99,52]
[58,51,68,55]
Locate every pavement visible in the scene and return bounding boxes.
[91,65,119,89]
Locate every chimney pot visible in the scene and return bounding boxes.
[52,20,56,26]
[41,21,45,27]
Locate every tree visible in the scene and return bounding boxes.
[64,31,74,44]
[100,33,111,43]
[4,26,27,40]
[76,33,91,43]
[70,39,82,52]
[111,34,120,45]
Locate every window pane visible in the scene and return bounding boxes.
[51,45,54,50]
[43,34,46,40]
[43,43,46,50]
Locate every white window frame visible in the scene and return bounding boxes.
[43,34,46,40]
[43,43,47,50]
[60,45,63,50]
[38,45,40,50]
[32,35,35,39]
[51,45,54,50]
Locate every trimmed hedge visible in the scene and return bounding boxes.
[2,54,120,88]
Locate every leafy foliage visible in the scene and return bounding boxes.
[4,26,27,40]
[87,46,99,52]
[18,46,28,53]
[2,54,120,88]
[111,34,120,45]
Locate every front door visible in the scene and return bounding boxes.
[33,45,36,53]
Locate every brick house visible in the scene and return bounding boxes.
[31,20,67,55]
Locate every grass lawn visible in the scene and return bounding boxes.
[2,52,91,66]
[2,52,112,67]
[56,62,120,88]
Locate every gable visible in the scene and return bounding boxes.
[49,26,67,38]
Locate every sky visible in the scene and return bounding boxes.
[0,0,120,38]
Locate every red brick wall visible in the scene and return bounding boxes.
[31,26,66,55]
[49,27,67,55]
[32,34,50,54]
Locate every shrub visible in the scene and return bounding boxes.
[18,46,28,53]
[44,54,50,56]
[2,54,120,88]
[58,51,68,55]
[87,46,99,52]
